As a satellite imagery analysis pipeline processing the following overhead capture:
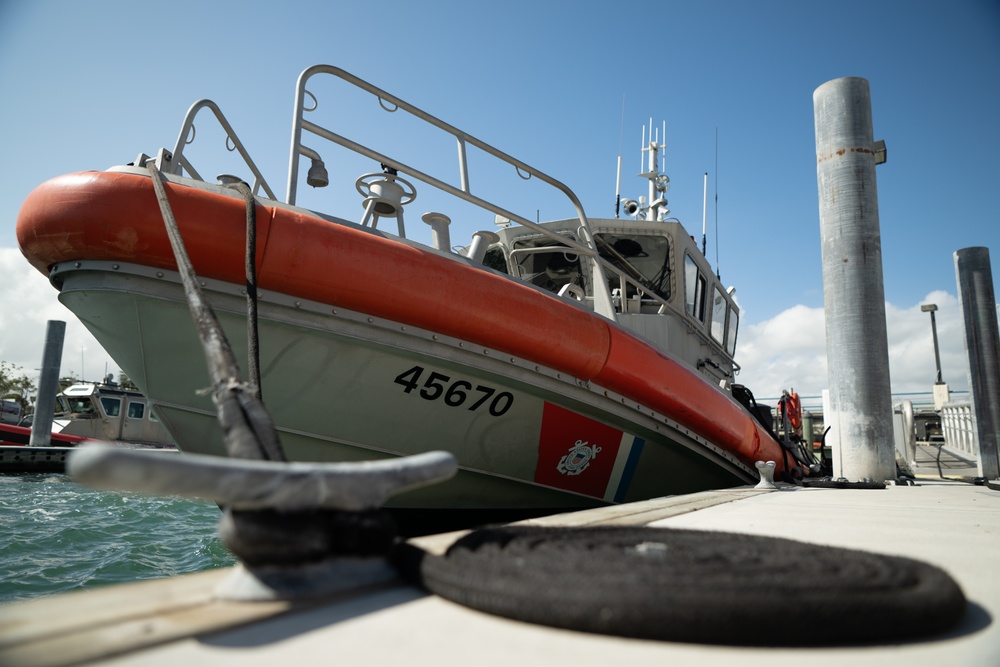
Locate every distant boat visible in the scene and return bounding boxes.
[51,380,176,448]
[0,380,175,472]
[16,65,811,512]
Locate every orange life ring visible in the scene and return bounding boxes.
[780,391,802,435]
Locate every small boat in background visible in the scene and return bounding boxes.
[0,379,175,472]
[53,379,176,448]
[16,66,812,513]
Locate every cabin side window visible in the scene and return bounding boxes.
[595,233,671,302]
[726,305,739,356]
[684,255,706,322]
[127,401,145,419]
[710,286,727,344]
[100,396,121,417]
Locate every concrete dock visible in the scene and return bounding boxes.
[1,446,997,667]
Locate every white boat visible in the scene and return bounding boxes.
[53,380,175,448]
[0,380,175,473]
[16,66,811,516]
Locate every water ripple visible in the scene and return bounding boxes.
[0,473,235,604]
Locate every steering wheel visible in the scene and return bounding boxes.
[355,172,417,204]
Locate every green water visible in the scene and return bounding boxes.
[0,473,235,604]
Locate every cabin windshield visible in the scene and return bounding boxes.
[510,234,585,295]
[595,233,671,301]
[67,397,97,416]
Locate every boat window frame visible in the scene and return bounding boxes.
[100,396,122,417]
[509,231,587,296]
[594,232,672,304]
[481,244,509,275]
[126,400,146,420]
[684,254,707,324]
[710,285,728,345]
[726,304,739,356]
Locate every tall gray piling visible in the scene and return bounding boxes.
[28,320,66,448]
[954,247,1000,480]
[814,77,895,482]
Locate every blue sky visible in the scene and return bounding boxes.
[1,0,998,401]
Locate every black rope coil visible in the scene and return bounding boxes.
[394,525,966,646]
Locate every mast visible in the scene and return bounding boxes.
[621,120,671,222]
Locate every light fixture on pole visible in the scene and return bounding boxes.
[921,303,951,411]
[920,304,944,385]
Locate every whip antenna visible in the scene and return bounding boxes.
[701,172,708,255]
[615,94,625,218]
[715,127,721,279]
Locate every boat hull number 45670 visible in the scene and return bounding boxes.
[394,365,514,416]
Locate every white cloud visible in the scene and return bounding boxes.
[1,247,118,383]
[733,304,828,400]
[735,292,972,404]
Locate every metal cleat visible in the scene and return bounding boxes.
[754,460,778,490]
[68,445,456,512]
[68,444,457,601]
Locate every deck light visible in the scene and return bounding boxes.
[307,158,329,188]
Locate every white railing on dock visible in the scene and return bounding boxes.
[941,401,977,460]
[892,400,917,473]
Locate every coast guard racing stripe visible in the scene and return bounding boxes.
[533,402,644,501]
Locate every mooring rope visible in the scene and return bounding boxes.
[146,163,286,463]
[221,180,262,402]
[394,523,966,646]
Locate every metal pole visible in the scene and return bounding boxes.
[814,77,895,482]
[954,247,1000,480]
[28,320,66,448]
[921,304,944,384]
[930,309,943,383]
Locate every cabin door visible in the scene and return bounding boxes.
[121,398,148,442]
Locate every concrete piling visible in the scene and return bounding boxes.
[954,247,1000,480]
[814,77,895,482]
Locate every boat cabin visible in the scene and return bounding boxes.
[484,216,739,383]
[54,382,175,447]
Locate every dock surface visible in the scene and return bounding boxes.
[1,449,998,666]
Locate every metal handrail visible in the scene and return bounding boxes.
[168,99,276,200]
[283,65,617,321]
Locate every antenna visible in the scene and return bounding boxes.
[615,94,625,218]
[702,172,708,255]
[714,127,720,280]
[640,124,645,172]
[615,156,622,219]
[663,121,667,177]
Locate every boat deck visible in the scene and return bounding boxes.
[2,446,998,667]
